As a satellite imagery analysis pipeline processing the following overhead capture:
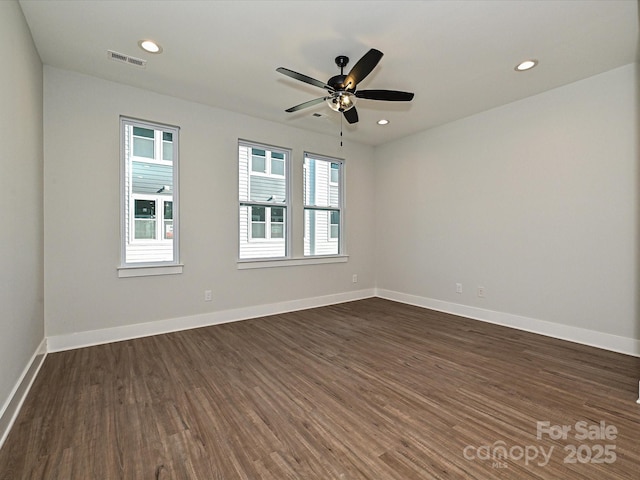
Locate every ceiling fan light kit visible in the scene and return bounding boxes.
[276,48,414,125]
[326,91,356,112]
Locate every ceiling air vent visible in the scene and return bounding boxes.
[107,50,147,68]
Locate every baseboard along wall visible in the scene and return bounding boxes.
[4,287,639,450]
[0,338,47,451]
[46,287,640,357]
[376,289,640,358]
[47,289,377,352]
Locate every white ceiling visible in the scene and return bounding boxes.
[18,0,639,146]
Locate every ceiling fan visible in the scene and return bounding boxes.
[276,48,414,124]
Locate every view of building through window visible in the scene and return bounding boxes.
[238,143,344,260]
[121,118,179,266]
[238,142,290,259]
[304,153,343,256]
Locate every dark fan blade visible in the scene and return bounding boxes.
[344,49,383,89]
[355,89,414,101]
[343,107,359,124]
[276,67,333,91]
[285,96,328,113]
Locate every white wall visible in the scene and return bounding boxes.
[0,0,45,424]
[43,67,376,341]
[43,63,640,352]
[375,64,638,345]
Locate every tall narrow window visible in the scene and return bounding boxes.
[121,117,179,267]
[239,141,290,259]
[304,153,343,256]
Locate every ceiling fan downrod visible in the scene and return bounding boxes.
[335,55,349,74]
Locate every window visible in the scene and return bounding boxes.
[239,141,290,259]
[330,210,340,239]
[250,148,285,177]
[120,117,179,269]
[304,153,343,256]
[330,162,339,184]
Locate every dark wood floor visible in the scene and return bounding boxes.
[1,298,639,479]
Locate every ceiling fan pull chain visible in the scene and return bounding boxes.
[340,115,343,147]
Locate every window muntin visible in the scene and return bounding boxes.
[239,141,290,259]
[304,153,343,256]
[121,117,179,267]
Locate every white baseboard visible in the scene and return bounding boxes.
[3,289,637,451]
[48,287,640,358]
[376,289,640,358]
[0,338,47,450]
[47,288,376,352]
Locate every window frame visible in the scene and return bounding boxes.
[303,152,344,257]
[238,140,291,261]
[119,117,181,277]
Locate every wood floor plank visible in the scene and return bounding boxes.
[1,298,639,479]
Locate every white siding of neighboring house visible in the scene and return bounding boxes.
[125,242,173,263]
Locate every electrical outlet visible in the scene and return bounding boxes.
[456,283,463,294]
[204,290,212,302]
[477,286,485,298]
[352,274,358,283]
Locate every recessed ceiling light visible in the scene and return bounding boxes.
[515,59,538,72]
[377,119,389,125]
[139,40,162,54]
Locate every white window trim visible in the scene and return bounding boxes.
[237,255,348,270]
[303,152,345,257]
[238,140,291,261]
[118,264,184,278]
[237,142,348,268]
[120,117,181,276]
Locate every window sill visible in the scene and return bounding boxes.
[237,255,348,270]
[118,264,184,278]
